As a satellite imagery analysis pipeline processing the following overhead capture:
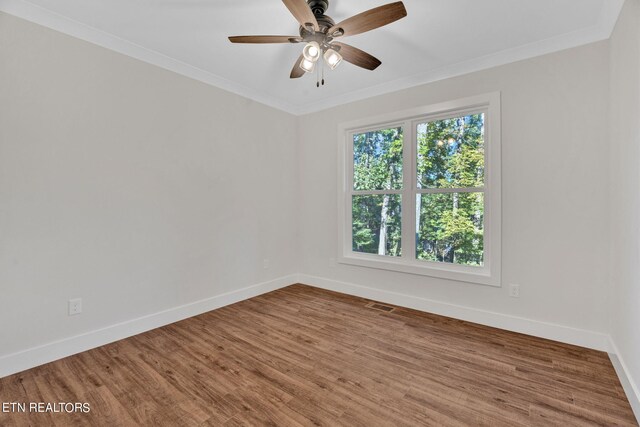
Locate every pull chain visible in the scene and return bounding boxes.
[316,61,320,88]
[322,60,325,86]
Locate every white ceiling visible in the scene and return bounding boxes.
[1,0,624,114]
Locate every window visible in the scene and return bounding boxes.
[338,93,501,286]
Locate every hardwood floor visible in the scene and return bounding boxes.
[0,284,637,426]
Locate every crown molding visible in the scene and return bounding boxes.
[296,0,625,115]
[0,0,300,114]
[597,0,626,39]
[0,0,625,116]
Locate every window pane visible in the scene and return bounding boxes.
[416,192,484,266]
[352,194,401,257]
[353,127,403,191]
[417,114,484,189]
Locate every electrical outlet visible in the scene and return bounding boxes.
[263,259,270,269]
[509,284,520,298]
[68,298,82,315]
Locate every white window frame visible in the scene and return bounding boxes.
[337,93,501,286]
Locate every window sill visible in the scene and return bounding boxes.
[338,253,500,287]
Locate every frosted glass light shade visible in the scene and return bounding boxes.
[299,57,316,73]
[323,48,342,70]
[302,42,321,62]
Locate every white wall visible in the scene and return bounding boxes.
[0,12,299,358]
[298,41,611,341]
[0,5,637,405]
[609,0,640,414]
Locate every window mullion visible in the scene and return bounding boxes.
[346,131,354,257]
[402,120,416,261]
[349,189,404,196]
[416,187,485,194]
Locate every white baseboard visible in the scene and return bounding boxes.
[0,275,296,379]
[2,271,631,419]
[298,274,611,352]
[608,338,640,423]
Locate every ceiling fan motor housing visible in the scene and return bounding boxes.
[300,0,335,37]
[307,0,329,16]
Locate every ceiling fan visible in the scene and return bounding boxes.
[228,0,407,84]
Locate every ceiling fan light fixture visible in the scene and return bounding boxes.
[228,0,408,83]
[302,41,321,62]
[299,57,316,73]
[324,48,343,70]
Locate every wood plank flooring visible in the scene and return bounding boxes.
[0,284,637,426]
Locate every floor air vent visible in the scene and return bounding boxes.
[366,302,396,313]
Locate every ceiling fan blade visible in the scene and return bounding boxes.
[282,0,319,31]
[290,54,305,79]
[228,35,302,44]
[333,42,381,70]
[328,1,407,37]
